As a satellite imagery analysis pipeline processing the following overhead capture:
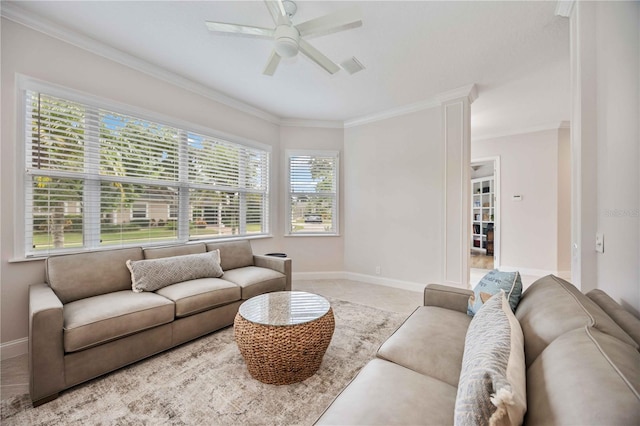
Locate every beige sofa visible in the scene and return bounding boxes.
[29,240,291,406]
[316,275,640,425]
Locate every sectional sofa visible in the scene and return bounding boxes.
[28,240,291,406]
[316,275,640,425]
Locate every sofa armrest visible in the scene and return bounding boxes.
[423,284,473,314]
[29,283,65,405]
[253,255,292,291]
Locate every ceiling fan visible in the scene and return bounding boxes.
[205,0,362,76]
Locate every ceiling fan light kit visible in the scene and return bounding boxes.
[274,25,300,58]
[205,0,362,76]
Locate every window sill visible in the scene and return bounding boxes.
[10,234,274,263]
[284,233,341,238]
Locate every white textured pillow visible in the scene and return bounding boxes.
[127,250,224,293]
[455,290,527,426]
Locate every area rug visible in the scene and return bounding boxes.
[1,298,407,425]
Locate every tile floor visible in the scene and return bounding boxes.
[1,350,28,401]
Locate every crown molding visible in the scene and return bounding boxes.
[344,83,477,128]
[344,98,440,128]
[1,2,282,126]
[472,121,570,142]
[279,118,344,129]
[436,83,478,105]
[555,1,575,18]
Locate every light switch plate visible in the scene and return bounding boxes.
[595,233,604,253]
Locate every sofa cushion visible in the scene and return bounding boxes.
[127,250,224,293]
[515,275,638,367]
[63,290,174,352]
[587,289,640,346]
[206,240,254,271]
[315,358,458,426]
[46,247,143,304]
[143,243,206,259]
[155,277,241,318]
[455,292,526,426]
[221,266,286,299]
[377,306,471,387]
[525,327,640,426]
[468,269,522,315]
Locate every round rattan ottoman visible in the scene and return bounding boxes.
[234,291,335,385]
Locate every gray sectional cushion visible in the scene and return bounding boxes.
[424,284,475,313]
[515,275,638,366]
[206,240,254,271]
[315,358,457,426]
[155,277,241,317]
[587,289,640,346]
[46,247,143,304]
[63,290,174,352]
[127,250,224,293]
[525,327,640,426]
[377,306,471,387]
[143,243,206,259]
[221,266,286,299]
[455,292,526,426]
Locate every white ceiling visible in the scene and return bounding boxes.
[5,0,570,138]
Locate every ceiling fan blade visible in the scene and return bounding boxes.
[263,50,282,76]
[205,21,274,39]
[298,38,340,75]
[264,0,290,26]
[296,6,362,38]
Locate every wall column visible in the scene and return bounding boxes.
[440,85,477,288]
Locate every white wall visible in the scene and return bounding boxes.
[570,1,640,314]
[472,128,571,274]
[0,19,286,351]
[279,126,345,273]
[557,127,571,273]
[594,1,639,315]
[343,108,443,289]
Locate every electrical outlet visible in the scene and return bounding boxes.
[375,266,381,275]
[595,233,604,253]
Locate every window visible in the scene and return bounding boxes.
[131,203,148,219]
[23,85,270,256]
[286,150,339,235]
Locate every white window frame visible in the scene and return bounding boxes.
[16,75,272,258]
[285,149,339,236]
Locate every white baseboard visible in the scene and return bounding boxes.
[293,271,347,281]
[497,265,559,278]
[343,272,425,293]
[1,337,28,360]
[294,270,425,293]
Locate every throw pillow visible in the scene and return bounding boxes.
[455,291,527,426]
[468,269,522,316]
[127,249,224,293]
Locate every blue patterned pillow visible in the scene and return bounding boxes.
[468,269,522,316]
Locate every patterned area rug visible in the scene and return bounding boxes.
[1,298,407,425]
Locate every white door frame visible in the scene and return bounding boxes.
[470,156,501,268]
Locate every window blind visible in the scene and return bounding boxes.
[24,90,270,256]
[287,151,339,235]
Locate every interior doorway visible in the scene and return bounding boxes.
[470,157,500,271]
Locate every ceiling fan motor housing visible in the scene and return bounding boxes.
[274,25,300,57]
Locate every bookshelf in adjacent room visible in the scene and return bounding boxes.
[471,176,494,254]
